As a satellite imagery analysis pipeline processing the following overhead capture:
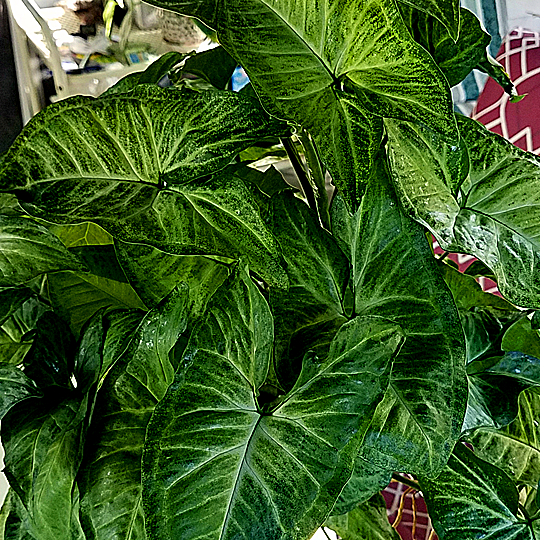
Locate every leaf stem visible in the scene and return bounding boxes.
[298,129,331,230]
[281,137,318,213]
[438,251,450,262]
[392,473,421,491]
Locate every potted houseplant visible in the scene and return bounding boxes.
[0,1,540,538]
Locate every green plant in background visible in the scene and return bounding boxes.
[1,1,540,539]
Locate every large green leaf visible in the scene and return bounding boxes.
[47,271,146,337]
[502,317,540,359]
[0,216,84,287]
[469,389,540,489]
[147,0,456,209]
[79,287,188,540]
[399,6,490,87]
[50,222,113,248]
[267,191,349,388]
[420,443,534,540]
[332,152,467,476]
[142,272,404,539]
[0,288,33,327]
[115,240,229,312]
[397,0,460,41]
[388,114,540,308]
[0,88,289,286]
[3,395,90,540]
[326,494,400,540]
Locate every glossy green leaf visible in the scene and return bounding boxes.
[47,271,146,337]
[3,395,90,540]
[326,494,400,540]
[389,114,540,309]
[469,389,540,488]
[0,88,289,286]
[143,305,403,540]
[115,240,229,312]
[0,367,42,420]
[420,444,533,540]
[78,287,188,540]
[397,0,460,41]
[1,86,287,191]
[503,318,540,358]
[399,6,490,87]
[268,191,349,388]
[0,216,84,287]
[332,152,467,476]
[330,456,392,516]
[385,117,465,232]
[99,308,145,383]
[147,0,456,209]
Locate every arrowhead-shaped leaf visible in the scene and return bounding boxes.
[420,444,533,540]
[78,287,188,540]
[388,114,540,309]
[0,88,289,287]
[142,269,404,539]
[144,0,456,209]
[47,271,146,337]
[332,152,467,476]
[399,5,490,87]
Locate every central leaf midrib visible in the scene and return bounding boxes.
[219,414,263,540]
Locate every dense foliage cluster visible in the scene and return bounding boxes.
[1,0,540,538]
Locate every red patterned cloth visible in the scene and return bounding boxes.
[473,28,540,155]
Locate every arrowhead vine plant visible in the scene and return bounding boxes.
[3,1,540,539]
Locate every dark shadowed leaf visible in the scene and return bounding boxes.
[115,240,229,312]
[396,0,460,41]
[0,288,34,327]
[502,318,540,359]
[399,6,490,87]
[180,46,237,89]
[78,287,188,540]
[469,389,540,489]
[268,191,349,389]
[332,152,467,477]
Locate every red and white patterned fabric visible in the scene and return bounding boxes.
[473,27,540,154]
